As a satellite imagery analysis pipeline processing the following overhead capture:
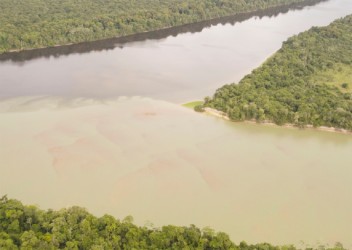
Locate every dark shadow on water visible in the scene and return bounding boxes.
[0,0,326,63]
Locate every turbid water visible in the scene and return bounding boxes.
[0,0,352,247]
[1,97,351,247]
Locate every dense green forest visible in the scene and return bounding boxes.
[0,196,347,250]
[200,15,352,131]
[0,0,312,53]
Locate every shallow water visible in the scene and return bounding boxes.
[1,0,352,247]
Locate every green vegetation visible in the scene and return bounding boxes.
[0,196,347,250]
[341,83,349,89]
[201,15,352,130]
[182,101,205,112]
[182,101,204,109]
[0,0,310,53]
[312,64,352,92]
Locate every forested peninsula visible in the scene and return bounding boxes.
[0,196,347,249]
[199,15,352,131]
[0,0,316,53]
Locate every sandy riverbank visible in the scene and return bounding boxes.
[203,107,352,135]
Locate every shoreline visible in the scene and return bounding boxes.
[0,0,323,56]
[203,107,352,135]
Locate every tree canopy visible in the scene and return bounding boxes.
[0,196,347,249]
[201,15,352,131]
[0,0,311,53]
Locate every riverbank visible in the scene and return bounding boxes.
[0,0,324,56]
[202,11,352,134]
[203,107,352,135]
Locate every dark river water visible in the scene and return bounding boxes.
[1,0,352,103]
[1,0,352,247]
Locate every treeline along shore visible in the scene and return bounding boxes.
[0,0,324,54]
[0,196,347,249]
[197,14,352,132]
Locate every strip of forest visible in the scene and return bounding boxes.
[0,196,347,249]
[0,0,311,53]
[199,15,352,131]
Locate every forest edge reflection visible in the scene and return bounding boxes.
[0,0,326,63]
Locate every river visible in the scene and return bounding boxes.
[0,0,351,247]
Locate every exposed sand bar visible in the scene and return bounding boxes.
[1,96,352,248]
